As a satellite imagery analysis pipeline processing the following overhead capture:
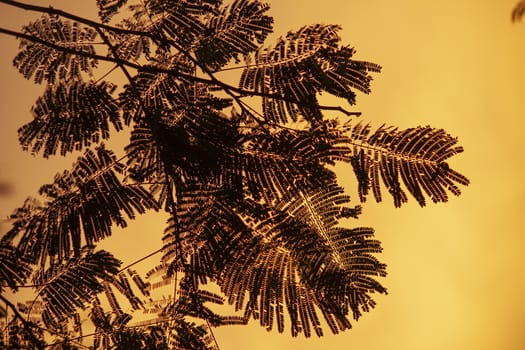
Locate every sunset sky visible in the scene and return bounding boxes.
[1,1,525,349]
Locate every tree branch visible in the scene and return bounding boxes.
[0,0,362,118]
[0,26,213,84]
[0,0,146,36]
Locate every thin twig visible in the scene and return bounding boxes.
[14,246,163,288]
[0,0,148,37]
[206,319,221,350]
[118,248,163,273]
[0,26,212,84]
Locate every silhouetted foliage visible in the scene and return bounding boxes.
[0,0,469,348]
[513,0,525,22]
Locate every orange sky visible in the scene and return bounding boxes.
[1,1,525,349]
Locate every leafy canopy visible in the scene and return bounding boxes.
[0,0,468,348]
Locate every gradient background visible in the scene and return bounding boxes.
[1,1,525,349]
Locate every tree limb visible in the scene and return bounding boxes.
[0,0,146,36]
[0,0,362,118]
[0,27,212,84]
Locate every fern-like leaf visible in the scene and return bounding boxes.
[18,80,122,158]
[240,24,380,123]
[103,14,153,63]
[129,0,210,49]
[195,0,273,70]
[228,125,341,202]
[13,14,98,84]
[97,0,129,23]
[111,273,144,311]
[171,318,216,350]
[118,55,196,124]
[0,240,32,291]
[345,122,470,207]
[163,186,385,337]
[214,187,386,336]
[13,146,158,264]
[34,247,121,329]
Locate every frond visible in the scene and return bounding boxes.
[214,186,386,336]
[90,280,231,349]
[195,0,273,70]
[99,268,152,315]
[121,0,270,70]
[3,197,42,242]
[161,189,244,280]
[118,55,195,124]
[101,0,205,65]
[18,80,122,158]
[34,247,121,329]
[162,186,385,337]
[97,0,129,23]
[127,269,152,297]
[13,14,98,84]
[108,26,152,62]
[110,272,145,311]
[110,324,169,350]
[160,281,243,350]
[104,281,125,316]
[129,0,211,49]
[345,122,470,207]
[90,297,138,349]
[239,24,380,123]
[125,123,165,187]
[13,146,158,264]
[0,240,32,291]
[171,318,216,350]
[228,124,342,202]
[163,283,224,326]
